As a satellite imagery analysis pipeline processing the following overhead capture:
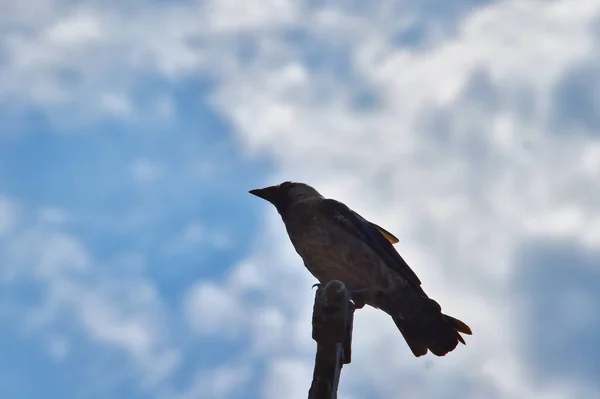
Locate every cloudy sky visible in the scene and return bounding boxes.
[2,0,600,398]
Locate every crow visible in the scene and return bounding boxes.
[249,181,472,357]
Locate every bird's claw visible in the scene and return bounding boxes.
[348,287,378,310]
[312,283,372,310]
[351,300,366,310]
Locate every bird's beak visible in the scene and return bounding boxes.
[249,185,280,203]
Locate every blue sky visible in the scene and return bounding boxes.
[2,1,600,398]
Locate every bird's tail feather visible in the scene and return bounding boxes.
[392,298,472,357]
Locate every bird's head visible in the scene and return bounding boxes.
[249,181,323,212]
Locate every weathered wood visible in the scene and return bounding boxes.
[308,280,355,399]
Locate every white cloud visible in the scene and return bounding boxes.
[37,207,70,225]
[129,158,165,182]
[1,218,180,391]
[203,0,303,32]
[262,358,313,399]
[3,0,600,398]
[182,223,231,250]
[47,335,70,361]
[45,8,104,46]
[186,0,600,398]
[100,92,134,117]
[180,223,206,246]
[166,222,232,255]
[184,281,247,337]
[176,363,253,399]
[3,228,90,281]
[184,218,316,356]
[0,197,17,238]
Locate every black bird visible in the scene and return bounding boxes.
[249,181,472,357]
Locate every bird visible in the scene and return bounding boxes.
[249,181,472,357]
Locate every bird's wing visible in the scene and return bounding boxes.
[371,223,399,244]
[319,198,423,292]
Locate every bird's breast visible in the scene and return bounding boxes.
[283,211,386,289]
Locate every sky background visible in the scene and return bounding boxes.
[2,0,600,398]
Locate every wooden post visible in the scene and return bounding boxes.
[308,280,355,399]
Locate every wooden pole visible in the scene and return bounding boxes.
[308,280,355,399]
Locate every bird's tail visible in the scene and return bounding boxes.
[391,298,472,357]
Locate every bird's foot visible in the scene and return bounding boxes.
[312,282,375,310]
[348,287,377,310]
